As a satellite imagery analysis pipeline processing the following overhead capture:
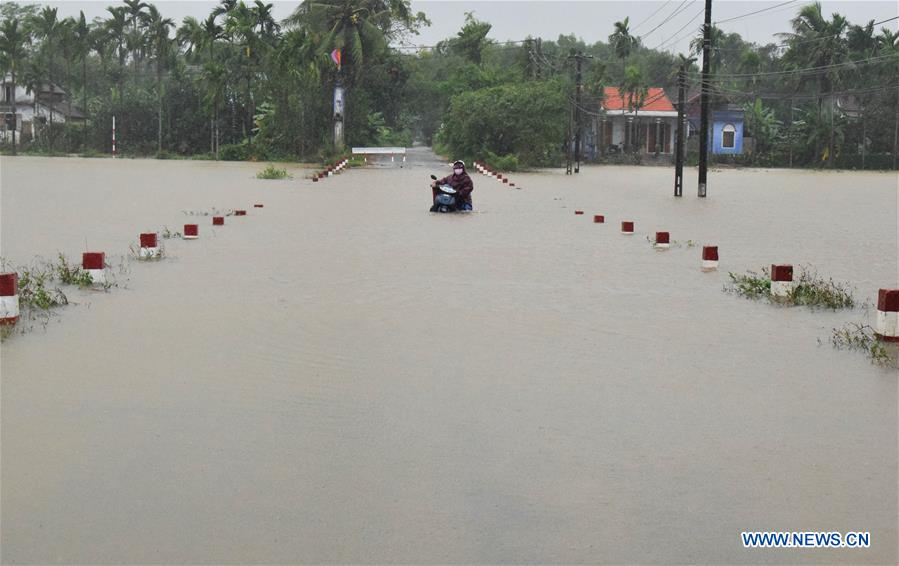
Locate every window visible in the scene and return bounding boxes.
[722,123,736,148]
[3,85,12,103]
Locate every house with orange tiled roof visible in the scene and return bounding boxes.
[596,86,678,156]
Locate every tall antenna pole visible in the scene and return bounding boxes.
[697,0,712,198]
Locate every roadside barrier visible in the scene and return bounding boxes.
[184,224,199,239]
[654,232,670,250]
[83,252,106,285]
[574,210,584,215]
[770,264,794,297]
[621,221,634,235]
[875,289,899,342]
[213,216,224,226]
[0,272,19,325]
[702,246,719,271]
[594,215,605,223]
[234,210,247,216]
[139,233,160,258]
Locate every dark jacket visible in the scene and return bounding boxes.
[436,170,474,205]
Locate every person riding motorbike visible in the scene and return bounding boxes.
[430,160,473,212]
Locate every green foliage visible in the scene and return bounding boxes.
[256,164,291,179]
[439,80,567,167]
[54,253,94,287]
[17,264,68,310]
[483,150,519,172]
[827,323,897,367]
[725,265,856,309]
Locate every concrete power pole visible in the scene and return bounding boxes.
[674,65,686,197]
[697,0,713,198]
[333,81,345,150]
[568,50,594,174]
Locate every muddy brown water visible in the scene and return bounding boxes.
[1,150,897,564]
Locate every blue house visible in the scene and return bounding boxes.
[687,97,745,155]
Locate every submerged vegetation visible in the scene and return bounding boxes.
[725,265,856,309]
[256,165,291,180]
[826,323,897,367]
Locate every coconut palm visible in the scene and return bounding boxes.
[0,18,30,154]
[145,5,174,153]
[29,7,61,147]
[609,17,637,76]
[781,1,848,164]
[620,64,647,153]
[103,6,128,98]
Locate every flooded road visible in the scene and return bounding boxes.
[1,151,897,563]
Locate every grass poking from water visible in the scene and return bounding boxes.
[825,323,897,368]
[725,265,855,309]
[256,165,292,180]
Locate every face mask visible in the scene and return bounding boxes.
[454,168,463,175]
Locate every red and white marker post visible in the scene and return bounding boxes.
[593,215,605,223]
[574,210,584,215]
[621,221,634,235]
[234,210,247,216]
[83,252,106,285]
[701,246,719,271]
[212,216,224,226]
[139,233,160,258]
[875,289,899,342]
[183,224,199,240]
[0,272,19,325]
[112,115,116,159]
[770,264,794,298]
[654,232,670,250]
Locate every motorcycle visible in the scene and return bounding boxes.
[429,174,460,213]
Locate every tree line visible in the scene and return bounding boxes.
[0,0,896,169]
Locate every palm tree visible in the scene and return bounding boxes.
[71,11,91,148]
[781,2,848,165]
[145,5,174,154]
[609,17,636,76]
[123,0,149,69]
[29,7,61,148]
[690,25,725,73]
[0,18,30,154]
[103,6,128,98]
[620,64,647,153]
[285,0,389,81]
[199,61,227,157]
[224,1,262,141]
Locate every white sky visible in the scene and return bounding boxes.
[29,0,899,57]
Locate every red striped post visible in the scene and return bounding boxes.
[82,252,106,285]
[254,204,264,208]
[621,221,634,235]
[234,210,247,216]
[0,272,19,325]
[875,289,899,342]
[183,224,199,239]
[139,233,159,258]
[701,246,719,271]
[654,231,670,250]
[574,210,584,215]
[213,216,224,226]
[770,264,794,298]
[593,215,604,223]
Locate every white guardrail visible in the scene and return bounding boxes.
[352,147,406,162]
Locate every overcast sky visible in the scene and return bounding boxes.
[30,0,899,56]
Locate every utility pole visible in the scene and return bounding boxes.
[566,101,574,175]
[568,50,594,174]
[674,64,686,197]
[697,0,712,198]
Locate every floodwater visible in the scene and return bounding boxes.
[1,150,897,564]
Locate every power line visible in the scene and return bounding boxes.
[655,5,706,51]
[632,0,675,32]
[640,0,696,42]
[688,52,899,79]
[714,0,799,26]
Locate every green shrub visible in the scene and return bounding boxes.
[256,165,291,180]
[483,151,519,172]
